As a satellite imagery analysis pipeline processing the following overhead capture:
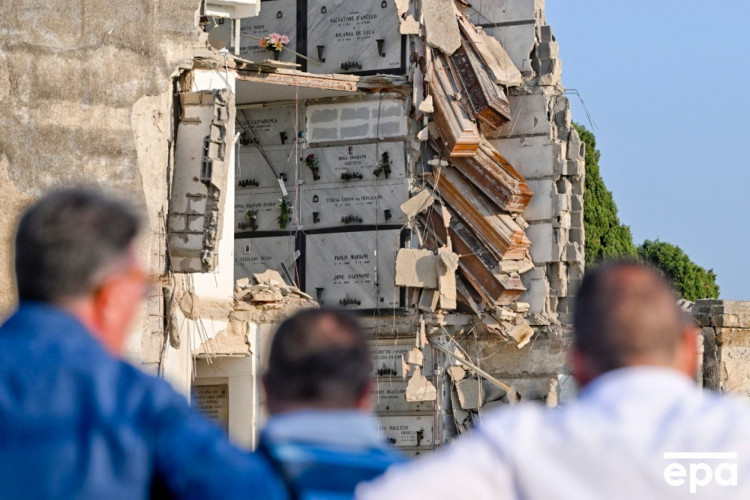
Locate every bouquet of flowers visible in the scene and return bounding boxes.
[305,154,320,180]
[259,33,290,53]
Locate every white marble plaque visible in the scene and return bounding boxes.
[304,229,401,310]
[299,142,406,184]
[238,0,298,63]
[300,179,408,229]
[377,415,434,447]
[234,235,297,281]
[236,145,298,190]
[235,187,298,233]
[192,384,229,433]
[237,105,302,147]
[306,0,404,74]
[306,99,407,145]
[371,379,434,413]
[369,342,434,378]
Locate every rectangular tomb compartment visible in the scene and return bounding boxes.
[191,384,230,433]
[369,342,435,378]
[237,104,302,148]
[235,187,298,233]
[304,229,402,310]
[236,144,297,190]
[234,235,298,283]
[300,141,407,184]
[305,0,405,75]
[371,379,434,413]
[300,179,408,229]
[237,0,299,63]
[377,415,434,448]
[305,98,407,145]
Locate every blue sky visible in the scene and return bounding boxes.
[545,1,750,300]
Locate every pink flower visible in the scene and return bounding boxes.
[258,37,268,49]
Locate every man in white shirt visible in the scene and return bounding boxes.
[357,261,750,499]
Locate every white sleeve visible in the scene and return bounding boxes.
[356,431,514,500]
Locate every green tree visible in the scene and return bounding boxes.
[637,240,720,300]
[574,123,637,264]
[575,123,720,299]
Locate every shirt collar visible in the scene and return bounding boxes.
[263,409,388,449]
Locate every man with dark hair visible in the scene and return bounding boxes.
[258,307,404,498]
[0,188,285,499]
[358,261,750,499]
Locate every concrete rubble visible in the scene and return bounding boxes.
[0,0,596,450]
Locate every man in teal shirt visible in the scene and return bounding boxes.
[258,308,405,499]
[0,188,286,499]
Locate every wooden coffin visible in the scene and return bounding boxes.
[451,140,534,213]
[424,208,526,306]
[425,167,531,260]
[429,48,481,157]
[448,40,511,129]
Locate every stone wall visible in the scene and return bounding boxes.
[0,0,205,363]
[694,300,750,397]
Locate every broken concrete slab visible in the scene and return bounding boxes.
[422,0,461,55]
[508,323,534,348]
[395,248,439,288]
[400,15,420,35]
[400,189,434,218]
[406,366,437,401]
[407,346,424,366]
[418,289,440,312]
[456,377,484,410]
[418,95,434,114]
[401,354,410,381]
[253,269,288,288]
[437,247,459,310]
[446,365,466,382]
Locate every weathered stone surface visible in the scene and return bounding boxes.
[395,249,438,288]
[472,332,570,378]
[0,156,33,316]
[0,0,203,359]
[406,366,437,402]
[720,347,750,398]
[525,222,558,263]
[484,25,535,74]
[400,189,435,218]
[490,136,560,179]
[422,0,461,55]
[456,377,484,410]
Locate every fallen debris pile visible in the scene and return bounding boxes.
[234,270,316,310]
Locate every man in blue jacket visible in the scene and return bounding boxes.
[258,307,405,499]
[0,188,286,499]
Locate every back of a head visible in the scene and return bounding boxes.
[265,308,370,410]
[15,188,141,303]
[573,260,686,372]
